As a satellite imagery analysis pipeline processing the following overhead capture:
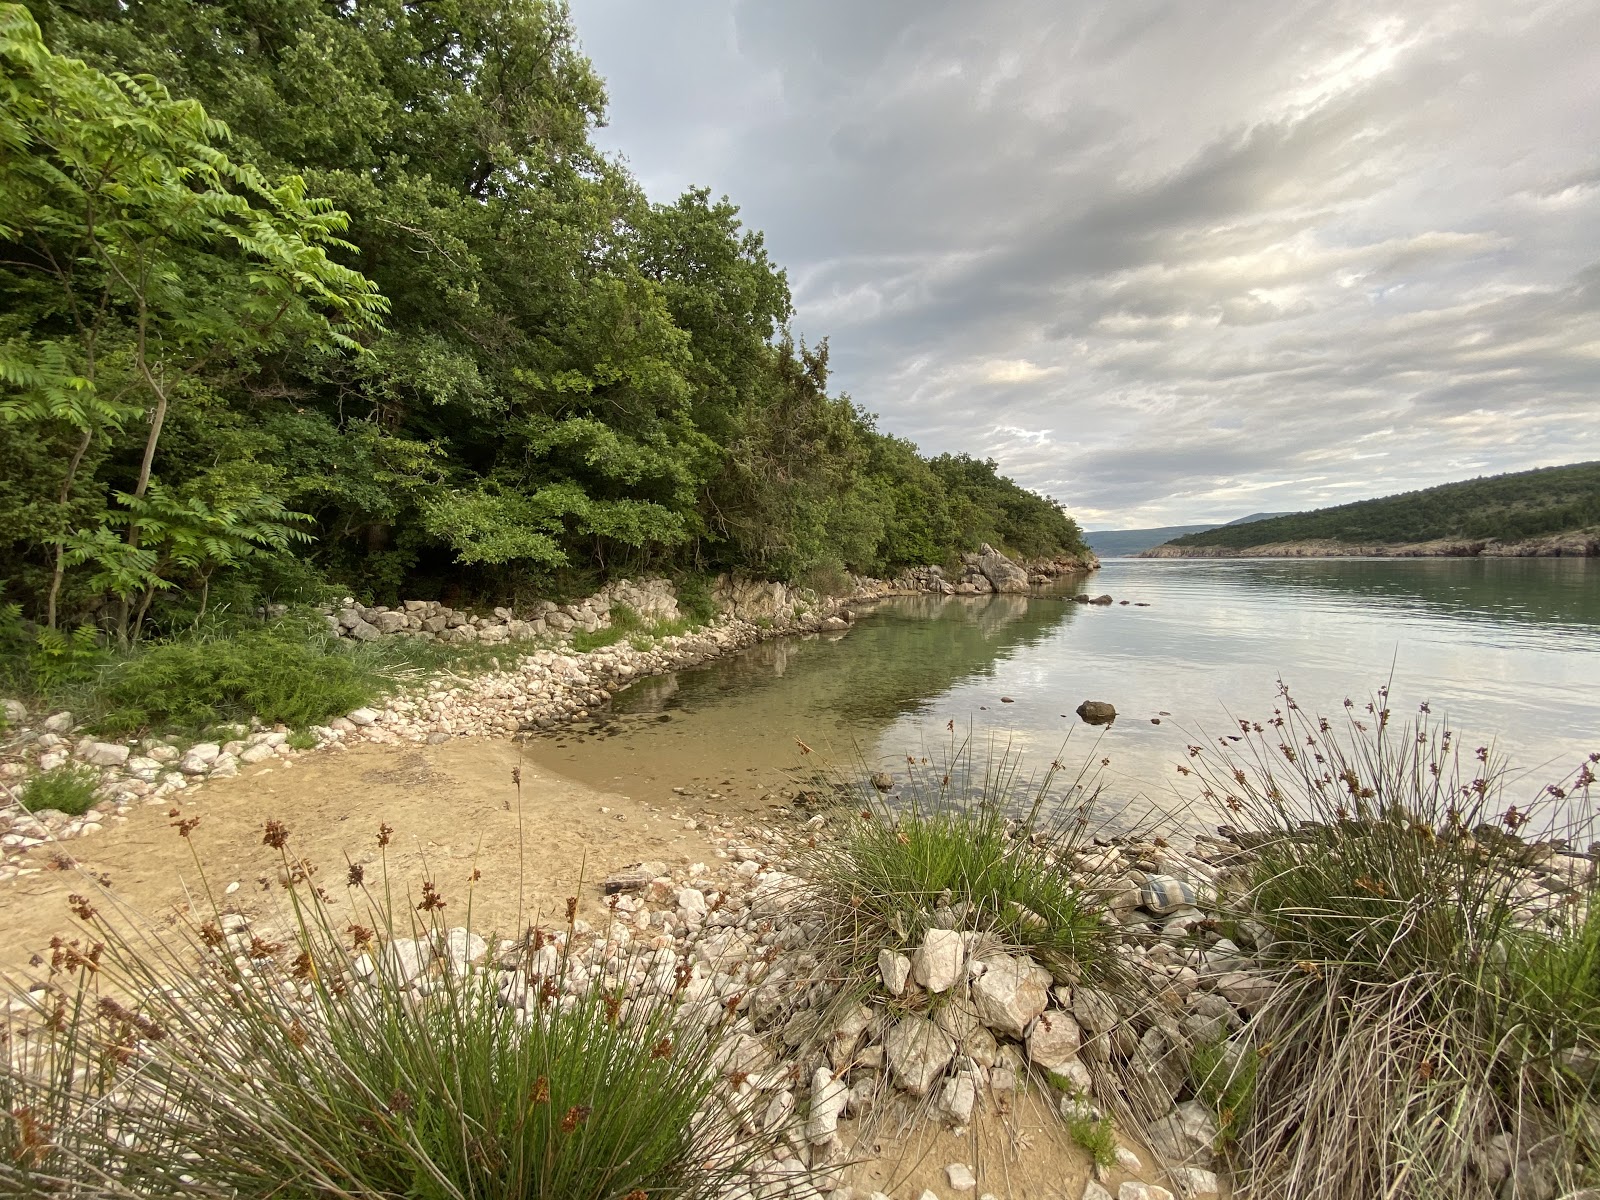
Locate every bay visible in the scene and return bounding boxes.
[527,558,1599,828]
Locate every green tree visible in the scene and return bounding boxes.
[0,2,385,628]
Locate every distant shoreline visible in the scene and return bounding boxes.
[1139,531,1598,559]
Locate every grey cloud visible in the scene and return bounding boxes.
[572,0,1600,525]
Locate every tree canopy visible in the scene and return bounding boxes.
[1,0,1086,637]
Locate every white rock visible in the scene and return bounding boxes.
[806,1068,849,1144]
[1027,1010,1081,1069]
[239,744,275,764]
[1114,1146,1142,1173]
[677,887,708,918]
[1213,970,1275,1014]
[2,699,25,725]
[440,928,487,971]
[1147,1100,1218,1168]
[1054,1059,1093,1095]
[82,742,129,767]
[938,1071,978,1124]
[1118,1186,1175,1200]
[885,1015,955,1096]
[945,1163,976,1192]
[1082,1185,1113,1200]
[878,949,912,996]
[42,711,73,734]
[912,928,966,993]
[971,953,1050,1038]
[209,753,239,778]
[382,937,434,984]
[187,742,221,765]
[38,749,69,772]
[347,708,379,727]
[1169,1167,1220,1198]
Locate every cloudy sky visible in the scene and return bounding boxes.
[569,0,1600,527]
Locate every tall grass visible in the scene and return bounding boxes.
[1185,683,1599,1199]
[17,766,100,817]
[804,740,1132,989]
[0,813,765,1197]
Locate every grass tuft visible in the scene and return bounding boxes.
[0,818,765,1198]
[1186,682,1600,1199]
[1065,1106,1118,1169]
[17,765,100,817]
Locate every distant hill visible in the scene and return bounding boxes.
[1155,462,1600,553]
[1086,512,1291,558]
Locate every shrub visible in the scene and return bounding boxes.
[96,616,378,734]
[18,765,99,817]
[674,574,716,626]
[284,728,318,751]
[1187,684,1600,1199]
[0,821,765,1198]
[1065,1107,1118,1169]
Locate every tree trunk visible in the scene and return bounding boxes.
[46,426,96,630]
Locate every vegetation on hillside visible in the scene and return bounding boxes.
[0,0,1085,659]
[1165,462,1600,550]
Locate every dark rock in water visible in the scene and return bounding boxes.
[1076,700,1117,726]
[1073,594,1092,604]
[871,771,894,792]
[1000,696,1015,704]
[1090,594,1114,605]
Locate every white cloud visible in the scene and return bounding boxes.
[572,0,1600,524]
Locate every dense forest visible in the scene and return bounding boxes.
[1165,462,1600,550]
[0,0,1086,648]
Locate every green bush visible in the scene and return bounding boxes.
[674,575,717,626]
[96,617,378,734]
[1065,1107,1117,1170]
[18,765,99,817]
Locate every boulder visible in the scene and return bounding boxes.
[42,711,74,734]
[971,953,1051,1038]
[885,1016,955,1095]
[913,928,966,993]
[1076,700,1117,726]
[976,543,1031,593]
[374,611,408,634]
[1213,970,1276,1015]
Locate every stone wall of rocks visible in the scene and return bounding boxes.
[323,576,682,645]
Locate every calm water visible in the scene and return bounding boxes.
[537,559,1600,827]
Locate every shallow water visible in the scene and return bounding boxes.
[529,558,1600,828]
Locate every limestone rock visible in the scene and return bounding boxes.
[971,953,1050,1038]
[1026,1010,1082,1070]
[806,1068,849,1144]
[42,711,74,734]
[885,1015,955,1096]
[1147,1100,1218,1168]
[878,949,912,996]
[946,1162,977,1192]
[913,928,966,993]
[82,742,129,767]
[976,543,1031,593]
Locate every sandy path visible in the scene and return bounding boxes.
[0,737,771,978]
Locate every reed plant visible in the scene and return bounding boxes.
[1183,683,1599,1199]
[803,738,1133,991]
[0,806,763,1198]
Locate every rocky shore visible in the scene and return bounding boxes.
[1140,531,1599,558]
[0,547,1093,872]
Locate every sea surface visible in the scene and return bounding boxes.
[530,558,1600,831]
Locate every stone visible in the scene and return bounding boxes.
[374,611,408,634]
[937,1070,978,1124]
[1141,875,1198,915]
[1118,1187,1174,1200]
[440,928,487,971]
[1083,1185,1114,1200]
[946,1163,976,1192]
[885,1015,955,1096]
[348,618,380,641]
[878,949,912,996]
[807,1068,849,1144]
[1169,1167,1220,1198]
[972,953,1050,1038]
[913,928,966,993]
[382,937,434,984]
[1076,700,1117,726]
[81,742,129,767]
[209,753,239,778]
[2,699,26,725]
[1147,1100,1218,1168]
[870,771,894,791]
[1072,986,1120,1035]
[1213,970,1276,1015]
[347,708,379,727]
[239,744,275,764]
[1026,1010,1081,1070]
[676,887,708,919]
[42,711,74,734]
[976,543,1030,593]
[603,861,668,894]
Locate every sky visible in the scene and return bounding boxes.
[568,0,1600,528]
